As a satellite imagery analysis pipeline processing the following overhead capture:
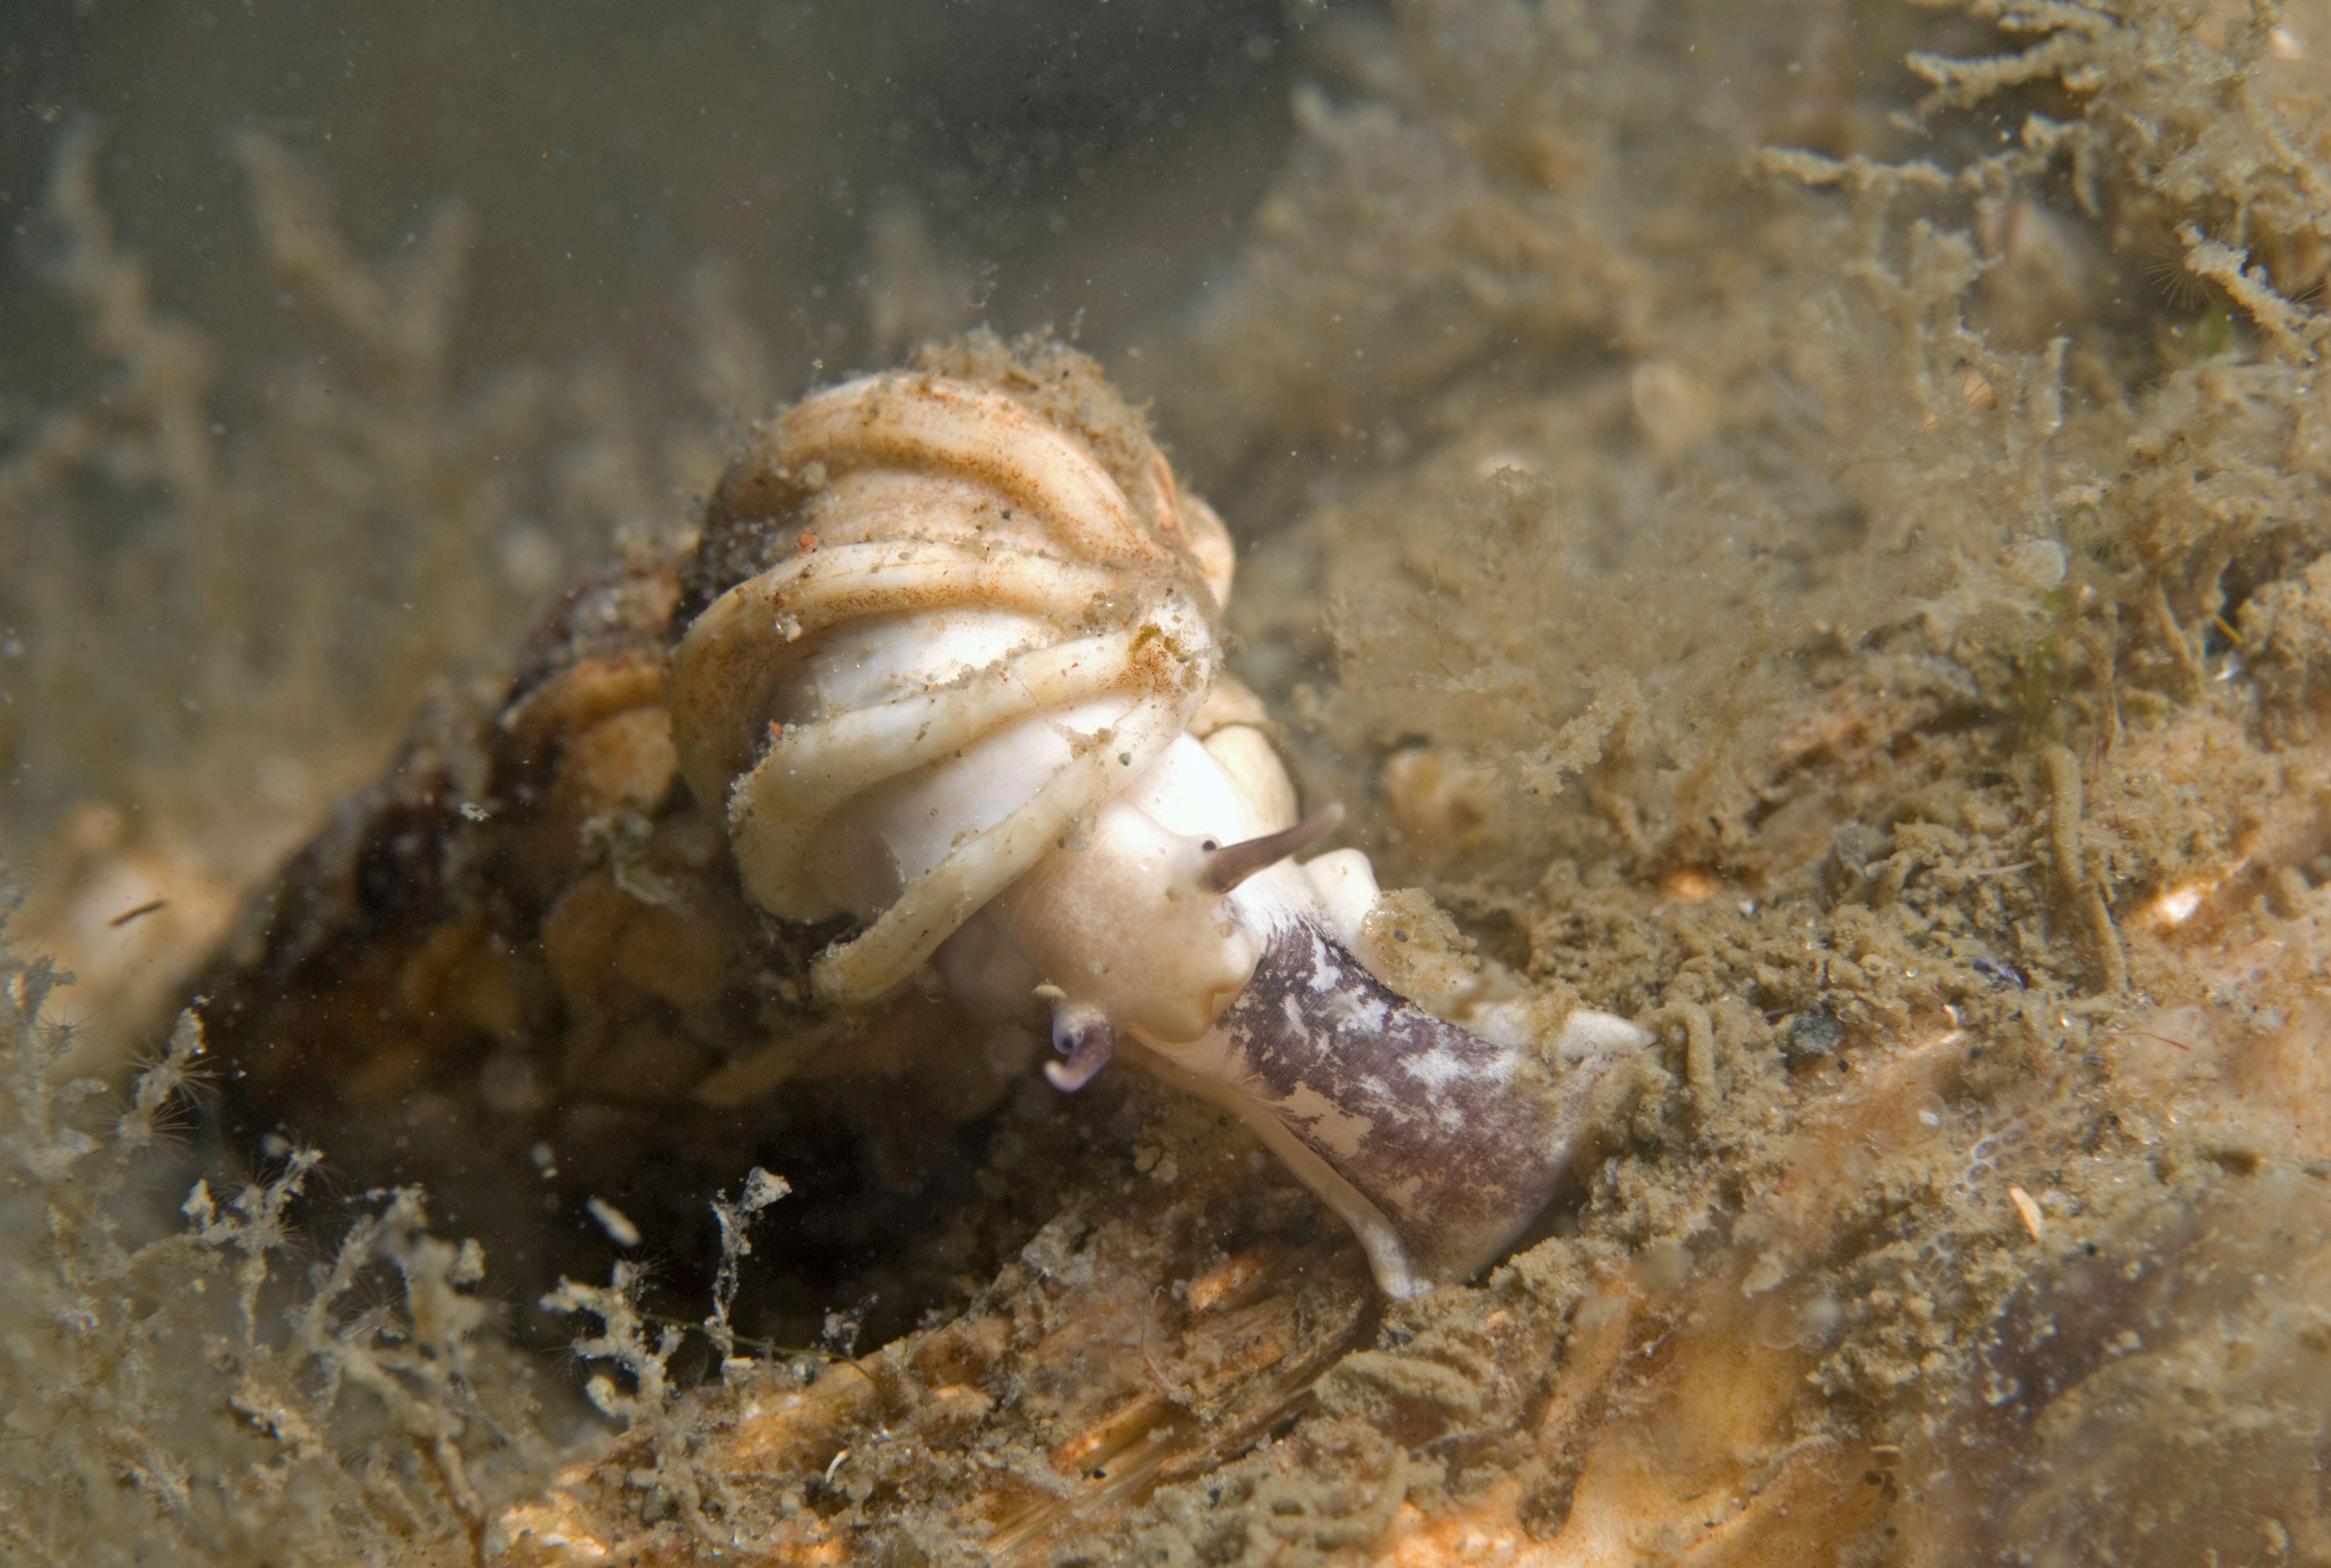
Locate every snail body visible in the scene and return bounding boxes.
[671,344,1645,1297]
[671,369,1233,1008]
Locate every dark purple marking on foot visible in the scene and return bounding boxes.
[1208,917,1625,1286]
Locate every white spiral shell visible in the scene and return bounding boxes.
[668,344,1643,1297]
[671,368,1244,1004]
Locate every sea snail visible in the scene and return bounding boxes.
[669,345,1645,1299]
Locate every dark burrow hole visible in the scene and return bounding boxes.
[208,1068,1067,1362]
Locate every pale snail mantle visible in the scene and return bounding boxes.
[669,352,1645,1299]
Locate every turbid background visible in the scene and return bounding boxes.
[0,0,1319,855]
[7,2,2331,1564]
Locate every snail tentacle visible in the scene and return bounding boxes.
[1044,1010,1117,1093]
[1199,804,1346,894]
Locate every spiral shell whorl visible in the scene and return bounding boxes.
[671,357,1232,1005]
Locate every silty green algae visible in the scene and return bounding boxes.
[6,1,2331,1562]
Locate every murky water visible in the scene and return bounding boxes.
[6,2,2331,1564]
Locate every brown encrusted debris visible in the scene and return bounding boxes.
[184,544,1015,1333]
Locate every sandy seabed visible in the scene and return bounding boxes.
[6,2,2331,1564]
